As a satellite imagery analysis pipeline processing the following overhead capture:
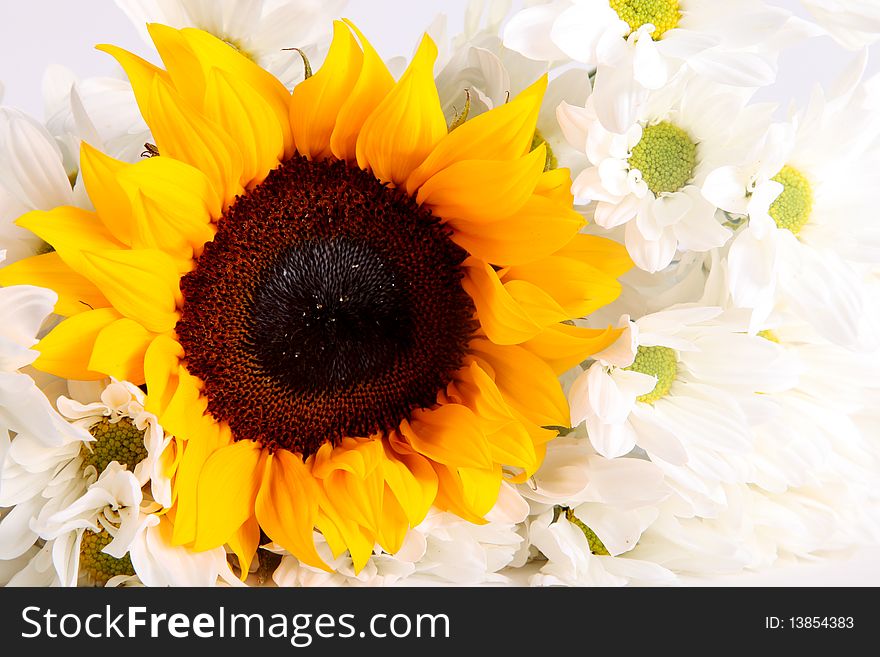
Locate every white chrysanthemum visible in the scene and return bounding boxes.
[520,435,674,586]
[626,259,880,576]
[0,271,90,571]
[560,76,770,271]
[426,0,589,173]
[43,65,150,168]
[703,62,880,348]
[801,0,880,49]
[570,304,799,516]
[56,380,173,507]
[0,110,75,264]
[1,374,234,586]
[503,0,792,129]
[114,0,345,89]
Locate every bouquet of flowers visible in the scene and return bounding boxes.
[0,0,878,587]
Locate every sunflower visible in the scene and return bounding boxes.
[0,21,630,574]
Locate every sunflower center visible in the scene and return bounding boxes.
[79,528,135,585]
[81,417,148,474]
[625,345,677,403]
[768,165,812,235]
[628,122,696,195]
[609,0,682,39]
[177,155,476,456]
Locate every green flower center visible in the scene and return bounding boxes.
[609,0,682,39]
[625,345,678,404]
[628,122,697,195]
[79,528,135,585]
[768,165,813,235]
[81,417,148,474]
[531,129,558,172]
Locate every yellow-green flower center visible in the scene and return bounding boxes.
[531,129,558,172]
[768,165,813,235]
[81,417,148,474]
[628,122,696,195]
[625,345,678,403]
[79,529,135,585]
[609,0,682,39]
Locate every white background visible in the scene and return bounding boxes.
[0,0,879,586]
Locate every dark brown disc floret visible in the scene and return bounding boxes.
[175,155,476,455]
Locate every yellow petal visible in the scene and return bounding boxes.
[521,323,623,375]
[79,248,180,334]
[148,75,244,206]
[16,207,125,273]
[406,76,547,195]
[376,488,409,555]
[95,43,168,123]
[116,156,218,263]
[88,318,156,385]
[400,403,493,469]
[503,254,623,319]
[450,362,538,473]
[555,233,633,279]
[314,502,375,573]
[330,20,395,162]
[291,21,363,161]
[432,462,500,523]
[462,257,565,344]
[160,365,207,440]
[171,418,231,546]
[416,145,546,223]
[177,26,295,157]
[143,23,207,110]
[228,515,260,581]
[205,67,285,184]
[143,334,183,418]
[450,196,584,267]
[79,143,133,245]
[381,440,437,526]
[470,338,569,428]
[256,450,328,571]
[534,167,575,206]
[33,308,122,380]
[312,437,383,479]
[0,252,109,317]
[193,439,264,550]
[356,34,446,185]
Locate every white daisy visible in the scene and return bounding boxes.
[410,486,529,585]
[42,65,151,167]
[503,0,793,127]
[560,76,770,271]
[428,0,589,173]
[0,109,75,264]
[702,60,880,348]
[628,259,880,576]
[56,380,173,507]
[114,0,346,90]
[520,434,674,586]
[570,304,799,516]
